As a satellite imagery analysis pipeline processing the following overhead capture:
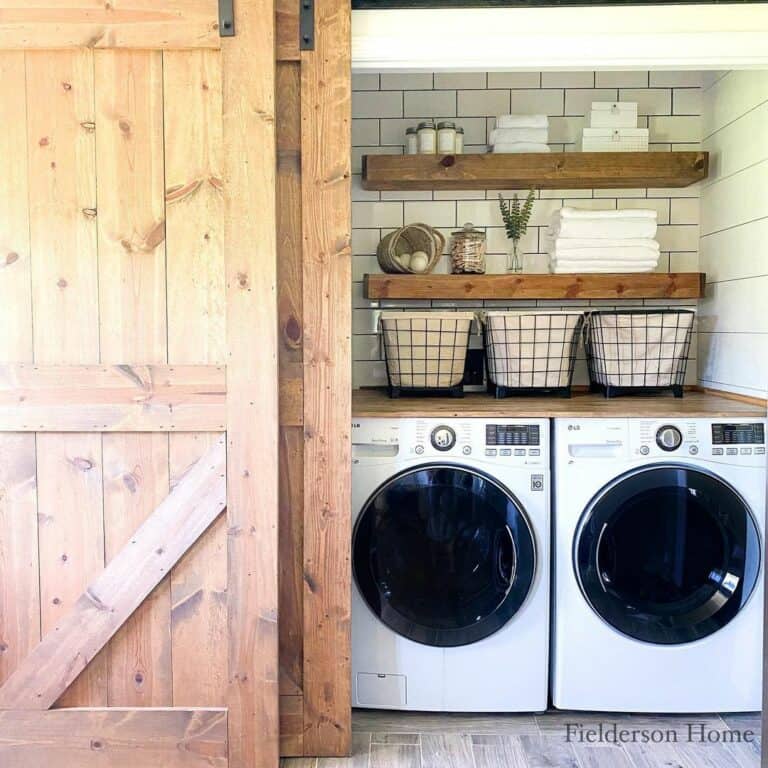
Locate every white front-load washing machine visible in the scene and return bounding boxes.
[352,417,550,712]
[553,417,767,712]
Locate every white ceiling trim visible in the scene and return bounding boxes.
[352,5,768,71]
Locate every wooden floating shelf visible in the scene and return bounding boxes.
[364,273,706,301]
[362,151,709,191]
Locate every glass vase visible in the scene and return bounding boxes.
[507,239,523,273]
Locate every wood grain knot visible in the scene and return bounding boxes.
[38,136,49,147]
[4,252,18,266]
[285,315,302,345]
[57,278,68,289]
[90,740,103,750]
[440,155,456,168]
[70,457,95,472]
[118,119,132,135]
[61,82,72,91]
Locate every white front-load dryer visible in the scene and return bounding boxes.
[553,417,767,713]
[352,417,550,712]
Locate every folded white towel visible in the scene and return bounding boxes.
[551,259,658,273]
[551,247,660,262]
[550,218,657,239]
[492,142,551,154]
[547,237,660,251]
[490,127,549,145]
[496,114,549,129]
[557,206,658,220]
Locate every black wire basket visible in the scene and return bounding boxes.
[483,311,584,398]
[379,312,475,398]
[584,309,695,399]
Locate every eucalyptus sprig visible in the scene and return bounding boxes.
[498,189,536,242]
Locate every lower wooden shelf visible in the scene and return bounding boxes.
[363,272,705,301]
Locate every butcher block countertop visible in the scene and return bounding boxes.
[352,389,766,419]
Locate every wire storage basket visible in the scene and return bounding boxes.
[379,311,475,398]
[483,311,584,398]
[584,309,695,398]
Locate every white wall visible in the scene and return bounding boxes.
[352,70,702,389]
[698,71,768,399]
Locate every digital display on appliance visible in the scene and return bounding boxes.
[486,424,540,446]
[712,423,765,445]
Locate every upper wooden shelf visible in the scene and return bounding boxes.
[361,151,709,191]
[364,273,706,301]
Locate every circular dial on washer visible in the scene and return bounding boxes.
[430,425,456,451]
[656,425,683,452]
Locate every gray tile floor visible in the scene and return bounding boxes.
[283,711,762,768]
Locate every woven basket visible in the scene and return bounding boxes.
[376,223,445,274]
[450,223,486,274]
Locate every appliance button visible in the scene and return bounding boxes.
[756,447,766,455]
[656,425,683,452]
[531,475,544,491]
[414,445,424,455]
[485,449,497,457]
[639,445,650,456]
[514,449,525,456]
[462,445,472,455]
[688,445,699,455]
[712,447,724,456]
[500,449,512,457]
[741,447,753,455]
[726,448,738,456]
[529,449,541,456]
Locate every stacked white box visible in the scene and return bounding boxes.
[581,101,647,151]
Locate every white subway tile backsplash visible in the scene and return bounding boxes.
[404,90,456,118]
[352,118,380,147]
[350,69,703,388]
[510,89,565,116]
[487,72,540,89]
[352,73,379,91]
[649,115,701,143]
[595,71,648,88]
[670,198,700,225]
[650,71,703,88]
[353,90,402,118]
[542,71,594,88]
[353,201,403,229]
[435,72,487,90]
[352,175,380,202]
[381,72,432,90]
[404,201,456,228]
[458,89,511,117]
[564,89,617,116]
[673,88,703,116]
[618,88,672,116]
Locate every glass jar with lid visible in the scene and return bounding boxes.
[405,127,418,155]
[455,127,465,154]
[437,121,457,154]
[417,121,437,154]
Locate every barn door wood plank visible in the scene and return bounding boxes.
[0,437,226,711]
[0,52,38,688]
[0,0,222,50]
[163,48,228,708]
[0,707,228,768]
[94,49,172,707]
[222,0,280,766]
[103,434,172,706]
[300,0,352,755]
[26,49,105,708]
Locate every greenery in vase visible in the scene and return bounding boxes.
[498,189,536,243]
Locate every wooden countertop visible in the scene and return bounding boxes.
[352,389,766,419]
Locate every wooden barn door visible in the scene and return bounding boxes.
[0,2,284,767]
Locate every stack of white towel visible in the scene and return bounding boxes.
[547,208,660,273]
[489,115,550,153]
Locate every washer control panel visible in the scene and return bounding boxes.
[656,425,683,452]
[430,425,456,452]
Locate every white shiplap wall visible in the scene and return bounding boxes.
[698,71,768,400]
[352,70,702,389]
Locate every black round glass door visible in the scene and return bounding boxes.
[353,465,536,647]
[575,465,761,645]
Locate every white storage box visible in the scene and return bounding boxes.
[380,311,475,395]
[589,101,638,128]
[585,310,695,397]
[483,311,584,395]
[580,128,649,153]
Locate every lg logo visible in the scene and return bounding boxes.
[568,424,581,432]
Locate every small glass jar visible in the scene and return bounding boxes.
[405,127,418,155]
[417,121,437,154]
[455,127,464,154]
[437,121,457,154]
